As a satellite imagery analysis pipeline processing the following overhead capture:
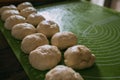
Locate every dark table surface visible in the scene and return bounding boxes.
[0,32,29,80]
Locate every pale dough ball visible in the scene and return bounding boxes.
[0,5,17,15]
[21,33,49,54]
[1,10,19,21]
[51,32,77,50]
[12,23,36,40]
[20,7,37,18]
[17,2,33,11]
[45,65,84,80]
[37,20,59,38]
[26,13,45,26]
[64,45,96,69]
[29,45,61,70]
[4,15,26,30]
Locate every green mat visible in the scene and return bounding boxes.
[0,1,120,80]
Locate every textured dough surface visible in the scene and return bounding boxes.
[20,7,37,18]
[0,5,17,15]
[21,33,49,54]
[64,45,96,69]
[37,20,60,38]
[1,10,19,21]
[29,45,61,70]
[51,32,77,49]
[17,2,33,11]
[27,13,45,26]
[4,15,26,30]
[12,23,36,40]
[45,65,84,80]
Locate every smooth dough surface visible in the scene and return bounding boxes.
[51,32,77,50]
[12,23,36,40]
[1,10,19,21]
[45,65,84,80]
[29,45,61,70]
[20,7,37,18]
[4,15,26,30]
[37,20,60,38]
[21,33,49,54]
[17,2,33,11]
[27,13,45,26]
[64,45,96,69]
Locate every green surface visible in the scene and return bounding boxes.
[1,1,120,80]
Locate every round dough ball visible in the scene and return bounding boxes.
[4,15,26,30]
[45,65,84,80]
[17,2,33,11]
[51,32,77,50]
[0,5,17,15]
[26,13,45,26]
[12,23,36,40]
[29,45,61,70]
[37,20,60,38]
[64,45,96,69]
[1,10,19,21]
[21,33,49,54]
[20,7,37,18]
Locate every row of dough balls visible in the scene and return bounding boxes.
[0,2,95,80]
[4,13,46,31]
[0,2,60,40]
[29,44,95,70]
[21,31,78,54]
[27,33,92,80]
[0,2,47,31]
[22,32,87,80]
[0,2,37,21]
[11,20,59,40]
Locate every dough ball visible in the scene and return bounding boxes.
[21,33,49,54]
[12,23,36,40]
[1,10,19,21]
[64,45,96,69]
[0,5,17,15]
[29,45,61,70]
[17,2,33,11]
[37,20,59,38]
[45,65,84,80]
[51,32,77,50]
[4,15,26,30]
[20,7,37,18]
[26,13,45,26]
